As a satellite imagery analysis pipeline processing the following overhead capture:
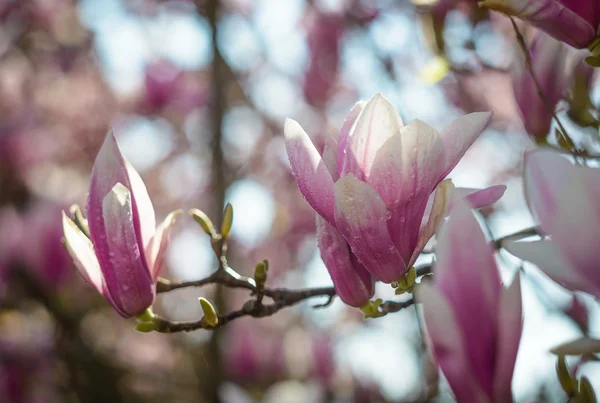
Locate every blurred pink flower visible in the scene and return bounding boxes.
[62,131,179,317]
[21,202,72,288]
[481,0,600,49]
[418,199,523,402]
[285,93,505,284]
[303,13,345,107]
[141,60,207,114]
[505,149,600,298]
[512,32,568,140]
[223,322,285,383]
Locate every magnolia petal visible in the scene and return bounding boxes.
[493,274,523,403]
[435,199,501,396]
[439,112,492,179]
[337,100,366,177]
[369,120,445,262]
[316,215,374,307]
[418,283,486,402]
[480,0,596,49]
[62,212,104,295]
[449,185,507,211]
[551,337,600,355]
[284,118,336,225]
[88,131,149,298]
[513,32,567,139]
[145,210,181,281]
[101,183,155,317]
[523,149,572,234]
[62,212,128,317]
[410,179,455,268]
[333,175,406,283]
[322,134,339,180]
[125,159,156,249]
[503,239,598,295]
[342,94,404,180]
[524,150,600,295]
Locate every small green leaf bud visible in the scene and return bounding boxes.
[189,208,217,237]
[220,203,234,239]
[199,297,219,327]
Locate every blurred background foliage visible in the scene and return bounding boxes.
[0,0,599,402]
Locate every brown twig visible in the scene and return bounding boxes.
[493,226,539,249]
[153,263,434,333]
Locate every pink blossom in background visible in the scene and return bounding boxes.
[223,322,286,383]
[505,149,600,298]
[62,131,179,317]
[285,93,505,286]
[303,13,345,108]
[141,60,207,115]
[480,0,600,49]
[512,31,568,140]
[418,199,522,403]
[21,201,72,288]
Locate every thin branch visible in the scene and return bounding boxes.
[152,225,535,334]
[509,17,583,160]
[153,287,336,333]
[380,298,415,315]
[493,226,538,249]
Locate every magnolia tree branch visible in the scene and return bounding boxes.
[153,212,537,333]
[152,263,432,333]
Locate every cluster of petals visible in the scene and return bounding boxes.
[506,149,600,298]
[419,199,523,403]
[62,131,178,317]
[284,93,505,305]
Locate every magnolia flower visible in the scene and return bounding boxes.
[505,149,600,298]
[418,199,523,402]
[285,93,505,284]
[512,32,568,140]
[480,0,600,49]
[62,131,179,317]
[316,123,374,306]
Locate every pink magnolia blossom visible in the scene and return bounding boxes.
[418,199,523,403]
[512,32,568,140]
[505,149,600,298]
[480,0,600,49]
[285,93,505,285]
[303,13,345,107]
[62,131,179,317]
[316,123,374,306]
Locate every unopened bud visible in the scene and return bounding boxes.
[199,297,219,327]
[189,208,217,237]
[220,203,233,239]
[254,260,269,285]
